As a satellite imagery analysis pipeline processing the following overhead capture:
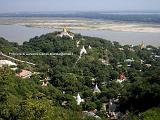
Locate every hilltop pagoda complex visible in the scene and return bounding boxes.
[57,26,74,39]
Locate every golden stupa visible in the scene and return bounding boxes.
[139,41,145,49]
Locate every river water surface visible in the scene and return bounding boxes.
[0,24,160,47]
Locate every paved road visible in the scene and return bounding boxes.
[0,52,36,66]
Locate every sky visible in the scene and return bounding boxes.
[0,0,160,13]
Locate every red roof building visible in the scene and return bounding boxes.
[16,70,32,78]
[117,72,126,83]
[119,73,126,81]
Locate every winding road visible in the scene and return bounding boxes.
[0,52,36,66]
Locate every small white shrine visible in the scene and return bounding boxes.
[88,45,92,49]
[80,46,87,55]
[76,93,84,105]
[93,84,101,94]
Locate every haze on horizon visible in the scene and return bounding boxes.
[1,0,160,13]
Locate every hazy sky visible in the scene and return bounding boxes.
[1,0,160,13]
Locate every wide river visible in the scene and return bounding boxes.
[0,24,160,47]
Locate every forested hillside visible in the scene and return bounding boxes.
[0,32,160,120]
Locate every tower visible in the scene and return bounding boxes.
[139,41,145,49]
[63,26,68,33]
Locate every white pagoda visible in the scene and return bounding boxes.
[77,41,80,47]
[76,93,84,105]
[80,46,87,55]
[93,84,101,94]
[57,26,74,39]
[88,45,92,49]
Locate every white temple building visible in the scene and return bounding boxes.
[93,84,101,94]
[124,58,134,62]
[76,93,84,105]
[0,60,17,67]
[57,26,74,39]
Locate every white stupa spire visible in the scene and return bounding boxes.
[75,46,87,65]
[93,84,101,93]
[76,93,84,105]
[77,41,80,47]
[80,46,87,55]
[88,45,92,49]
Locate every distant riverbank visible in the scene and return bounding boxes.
[0,17,160,33]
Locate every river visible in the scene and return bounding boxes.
[0,24,160,47]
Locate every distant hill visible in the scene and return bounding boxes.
[0,37,18,53]
[1,11,160,24]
